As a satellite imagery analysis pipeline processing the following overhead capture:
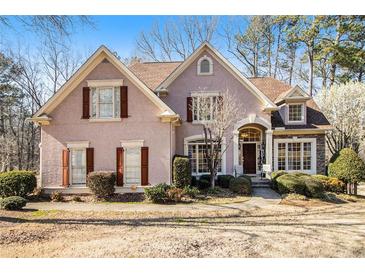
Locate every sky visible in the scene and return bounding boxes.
[0,16,246,63]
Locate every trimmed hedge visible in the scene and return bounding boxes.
[0,196,27,210]
[217,175,234,188]
[172,156,192,188]
[144,183,171,203]
[199,174,211,182]
[270,171,287,190]
[229,177,252,195]
[276,174,306,195]
[238,174,252,183]
[328,148,365,184]
[87,171,116,198]
[303,177,324,198]
[0,170,37,198]
[197,179,211,190]
[312,175,345,193]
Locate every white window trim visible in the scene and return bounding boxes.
[89,86,120,120]
[69,147,87,186]
[286,103,306,125]
[238,127,263,175]
[120,140,144,148]
[184,135,226,176]
[191,91,220,123]
[87,79,124,87]
[120,140,144,186]
[274,137,317,174]
[66,141,90,149]
[197,55,213,76]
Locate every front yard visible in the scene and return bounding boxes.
[1,195,365,257]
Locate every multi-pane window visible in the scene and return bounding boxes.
[303,142,312,170]
[91,87,120,119]
[288,104,303,122]
[277,143,286,170]
[192,96,218,122]
[276,141,314,172]
[288,143,301,170]
[240,128,261,142]
[124,147,141,185]
[188,140,222,174]
[70,148,86,185]
[200,59,210,73]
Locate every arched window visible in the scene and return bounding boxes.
[197,55,213,75]
[240,128,261,142]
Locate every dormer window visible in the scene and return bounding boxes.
[197,55,213,75]
[288,103,305,123]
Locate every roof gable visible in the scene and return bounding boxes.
[155,42,278,110]
[32,46,177,119]
[275,85,311,104]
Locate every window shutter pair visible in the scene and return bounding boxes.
[62,148,94,187]
[82,86,128,119]
[116,146,149,186]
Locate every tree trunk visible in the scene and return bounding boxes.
[308,48,314,96]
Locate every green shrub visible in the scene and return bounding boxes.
[172,156,192,188]
[0,196,27,210]
[303,177,324,198]
[270,171,287,190]
[276,174,306,195]
[87,171,116,198]
[191,176,198,187]
[50,191,63,202]
[229,177,252,195]
[199,174,211,182]
[312,174,330,182]
[328,148,365,184]
[197,179,211,190]
[239,174,252,183]
[316,177,345,193]
[217,175,234,188]
[0,170,37,198]
[144,183,171,203]
[72,196,82,202]
[166,187,183,202]
[182,185,200,198]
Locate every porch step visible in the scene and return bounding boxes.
[250,177,271,188]
[252,183,271,188]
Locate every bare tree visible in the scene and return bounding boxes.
[191,90,244,187]
[136,16,219,61]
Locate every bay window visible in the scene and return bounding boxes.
[274,138,316,174]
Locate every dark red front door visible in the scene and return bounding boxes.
[242,144,256,174]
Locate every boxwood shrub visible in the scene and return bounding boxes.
[217,175,234,188]
[144,183,171,203]
[197,179,211,190]
[328,148,365,184]
[303,177,324,198]
[0,170,37,198]
[172,155,192,188]
[0,196,27,210]
[86,171,116,198]
[238,174,252,183]
[276,174,306,195]
[229,177,252,195]
[270,171,287,190]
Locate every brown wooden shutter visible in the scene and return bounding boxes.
[82,87,90,119]
[141,147,149,186]
[86,147,94,175]
[116,147,124,186]
[187,97,193,122]
[62,149,70,187]
[120,86,128,118]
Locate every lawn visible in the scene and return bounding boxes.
[1,196,365,257]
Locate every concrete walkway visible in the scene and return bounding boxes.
[25,188,282,213]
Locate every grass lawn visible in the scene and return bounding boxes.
[1,193,365,258]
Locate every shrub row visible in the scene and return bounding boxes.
[144,183,199,203]
[276,173,325,198]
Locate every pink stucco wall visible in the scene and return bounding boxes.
[161,50,271,174]
[41,61,172,187]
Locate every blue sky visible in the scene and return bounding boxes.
[0,16,245,62]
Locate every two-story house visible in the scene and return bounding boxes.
[30,42,331,193]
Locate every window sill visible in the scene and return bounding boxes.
[286,120,305,125]
[192,120,214,124]
[89,118,122,123]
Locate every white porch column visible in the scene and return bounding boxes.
[233,131,239,171]
[265,129,273,168]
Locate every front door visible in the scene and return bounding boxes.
[242,143,256,174]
